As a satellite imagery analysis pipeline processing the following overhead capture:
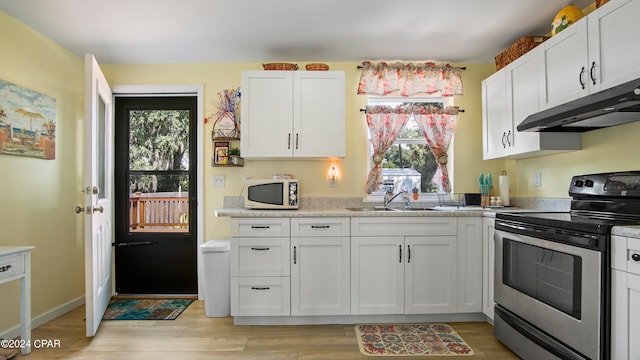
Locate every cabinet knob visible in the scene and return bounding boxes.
[632,253,640,262]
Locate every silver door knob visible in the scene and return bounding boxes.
[93,206,104,213]
[75,206,86,214]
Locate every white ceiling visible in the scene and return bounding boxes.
[0,0,592,65]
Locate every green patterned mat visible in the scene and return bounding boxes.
[103,298,193,320]
[355,323,474,356]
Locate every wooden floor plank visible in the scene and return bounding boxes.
[12,300,519,359]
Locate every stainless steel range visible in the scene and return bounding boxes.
[494,171,640,360]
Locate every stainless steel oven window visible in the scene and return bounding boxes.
[503,239,583,319]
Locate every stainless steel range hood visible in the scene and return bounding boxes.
[517,77,640,132]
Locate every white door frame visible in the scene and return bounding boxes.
[111,84,205,300]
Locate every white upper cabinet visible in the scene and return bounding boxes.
[539,0,640,109]
[482,50,581,160]
[240,70,345,158]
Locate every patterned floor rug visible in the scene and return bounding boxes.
[103,298,193,320]
[355,323,474,356]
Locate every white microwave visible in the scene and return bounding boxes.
[244,179,299,209]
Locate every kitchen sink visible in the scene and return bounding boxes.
[345,206,436,212]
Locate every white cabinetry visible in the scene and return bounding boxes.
[240,70,345,158]
[482,50,580,160]
[482,217,496,320]
[290,218,350,315]
[611,234,640,360]
[538,0,640,109]
[230,218,291,316]
[350,217,480,315]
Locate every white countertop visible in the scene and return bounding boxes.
[612,225,640,238]
[214,206,525,218]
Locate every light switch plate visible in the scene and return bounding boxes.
[213,175,225,187]
[534,172,542,187]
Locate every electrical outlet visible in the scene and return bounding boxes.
[534,172,542,187]
[213,175,225,187]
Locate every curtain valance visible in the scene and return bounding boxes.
[357,61,463,97]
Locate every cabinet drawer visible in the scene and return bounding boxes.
[627,237,640,276]
[0,254,25,282]
[231,238,290,276]
[231,218,290,237]
[351,217,457,237]
[231,276,291,316]
[291,217,350,237]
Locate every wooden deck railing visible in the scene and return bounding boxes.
[129,194,188,231]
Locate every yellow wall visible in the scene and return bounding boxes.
[505,120,640,197]
[0,11,85,332]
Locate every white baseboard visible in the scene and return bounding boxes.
[0,296,85,340]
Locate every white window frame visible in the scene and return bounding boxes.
[365,96,455,204]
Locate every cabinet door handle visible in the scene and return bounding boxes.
[251,225,270,229]
[579,66,586,89]
[293,246,297,264]
[251,287,270,290]
[590,61,596,85]
[251,247,270,251]
[0,264,11,272]
[311,225,330,229]
[506,130,512,147]
[288,133,291,149]
[399,244,402,263]
[632,253,640,262]
[408,245,411,263]
[501,132,507,148]
[295,133,299,149]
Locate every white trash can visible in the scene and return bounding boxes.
[200,239,231,317]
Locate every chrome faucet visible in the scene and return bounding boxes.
[384,190,410,208]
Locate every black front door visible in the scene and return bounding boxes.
[114,96,197,294]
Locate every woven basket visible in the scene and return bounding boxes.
[262,63,298,71]
[495,36,549,70]
[305,63,329,71]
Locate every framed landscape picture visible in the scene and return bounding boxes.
[0,79,57,159]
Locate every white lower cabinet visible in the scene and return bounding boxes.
[230,216,484,319]
[290,218,350,315]
[230,218,291,316]
[482,217,496,320]
[611,234,640,360]
[350,217,481,315]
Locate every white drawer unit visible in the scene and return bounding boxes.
[0,246,34,355]
[230,237,290,277]
[351,216,457,237]
[231,218,290,237]
[231,276,291,316]
[291,217,349,237]
[0,253,25,282]
[611,234,640,360]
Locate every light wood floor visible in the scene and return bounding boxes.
[14,301,520,359]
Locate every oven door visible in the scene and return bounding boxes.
[495,229,602,359]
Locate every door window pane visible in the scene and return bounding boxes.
[97,96,106,199]
[128,109,190,232]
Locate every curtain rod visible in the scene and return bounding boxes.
[360,108,465,113]
[357,65,466,70]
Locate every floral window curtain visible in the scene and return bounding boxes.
[413,106,459,193]
[357,61,463,97]
[366,105,412,194]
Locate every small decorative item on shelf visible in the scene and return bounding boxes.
[412,187,419,200]
[213,141,229,165]
[305,63,329,71]
[209,88,240,139]
[262,63,298,71]
[551,5,584,36]
[229,147,242,166]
